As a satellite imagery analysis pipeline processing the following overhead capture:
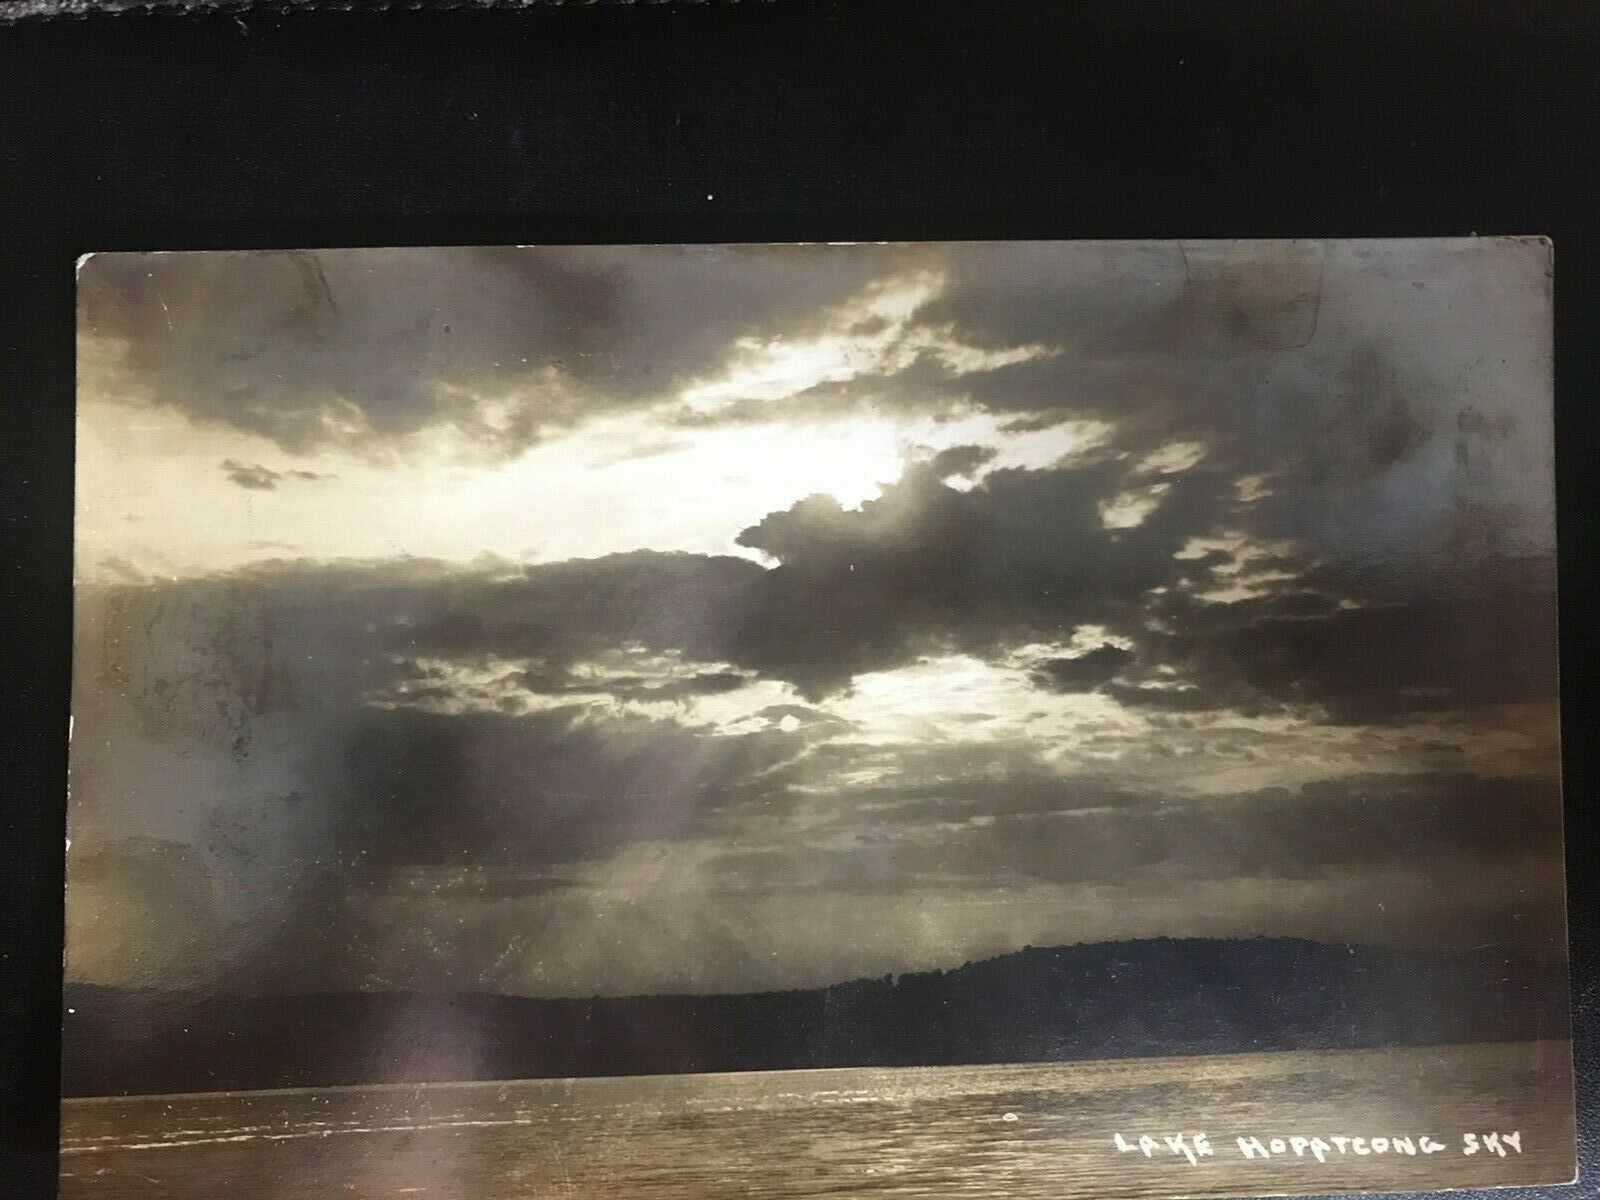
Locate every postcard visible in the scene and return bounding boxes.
[63,239,1572,1199]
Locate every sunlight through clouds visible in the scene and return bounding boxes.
[677,268,1059,417]
[68,240,1565,998]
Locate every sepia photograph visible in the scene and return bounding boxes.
[62,239,1571,1199]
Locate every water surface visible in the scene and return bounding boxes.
[61,1040,1574,1199]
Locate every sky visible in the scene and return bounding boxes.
[67,240,1565,998]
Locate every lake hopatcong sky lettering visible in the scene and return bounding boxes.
[69,239,1564,1009]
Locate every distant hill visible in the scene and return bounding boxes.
[61,937,1570,1097]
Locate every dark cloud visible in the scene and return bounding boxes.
[79,245,927,457]
[1031,644,1133,693]
[81,249,625,455]
[336,706,804,869]
[388,551,765,680]
[923,443,997,483]
[220,459,332,490]
[730,454,1231,698]
[72,558,805,861]
[708,770,1563,895]
[748,705,856,735]
[221,459,282,490]
[1118,588,1560,723]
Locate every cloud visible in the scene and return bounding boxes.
[220,459,282,490]
[66,240,1563,993]
[678,240,1555,596]
[83,241,1557,617]
[584,438,689,468]
[78,245,928,459]
[220,459,334,490]
[704,769,1563,894]
[1030,644,1133,692]
[728,453,1231,698]
[1116,587,1560,723]
[335,705,805,869]
[69,536,1563,992]
[169,450,1235,708]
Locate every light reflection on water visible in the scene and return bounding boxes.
[61,1040,1574,1200]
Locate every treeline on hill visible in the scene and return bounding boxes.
[62,937,1569,1096]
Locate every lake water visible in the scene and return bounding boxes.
[60,1040,1574,1200]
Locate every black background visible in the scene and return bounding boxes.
[1,4,1595,1198]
